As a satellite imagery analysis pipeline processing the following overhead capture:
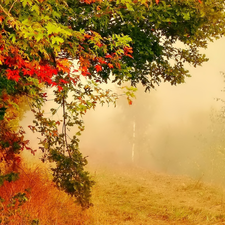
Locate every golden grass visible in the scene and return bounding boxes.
[0,164,91,225]
[88,164,225,225]
[1,163,225,225]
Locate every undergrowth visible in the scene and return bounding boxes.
[0,164,91,225]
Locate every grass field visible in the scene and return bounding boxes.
[1,163,225,224]
[88,164,225,225]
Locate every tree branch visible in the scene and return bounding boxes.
[0,1,19,29]
[62,96,72,158]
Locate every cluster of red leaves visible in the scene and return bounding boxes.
[1,45,74,92]
[124,46,133,58]
[4,51,57,85]
[81,0,97,4]
[78,31,126,76]
[79,51,123,76]
[155,0,202,4]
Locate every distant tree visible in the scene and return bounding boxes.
[0,0,225,207]
[197,73,225,182]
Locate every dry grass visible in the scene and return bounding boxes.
[88,164,225,225]
[0,164,91,225]
[1,163,225,225]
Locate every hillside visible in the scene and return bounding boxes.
[87,164,225,225]
[1,163,225,224]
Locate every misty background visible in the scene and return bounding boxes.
[21,37,225,185]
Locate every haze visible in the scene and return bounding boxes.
[22,37,225,185]
[80,37,225,184]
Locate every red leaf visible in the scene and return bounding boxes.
[115,63,121,69]
[84,34,92,39]
[95,64,102,72]
[82,0,96,4]
[124,46,133,54]
[96,42,102,48]
[125,54,133,58]
[108,63,113,69]
[56,59,71,73]
[124,46,133,58]
[80,66,91,76]
[97,57,107,64]
[6,69,20,81]
[59,79,68,84]
[105,54,112,59]
[0,16,4,23]
[57,86,63,92]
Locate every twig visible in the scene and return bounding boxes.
[8,0,18,14]
[62,96,72,158]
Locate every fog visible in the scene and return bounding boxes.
[80,37,225,184]
[21,37,225,185]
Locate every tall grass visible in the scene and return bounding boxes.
[0,164,91,225]
[2,163,225,225]
[88,165,225,225]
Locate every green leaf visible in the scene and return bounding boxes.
[9,33,16,43]
[21,0,32,7]
[36,32,44,42]
[31,4,40,14]
[126,3,134,11]
[51,36,64,44]
[182,12,190,20]
[46,22,58,35]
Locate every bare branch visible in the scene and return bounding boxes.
[8,0,18,14]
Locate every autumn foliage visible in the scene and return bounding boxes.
[0,0,225,215]
[0,165,89,224]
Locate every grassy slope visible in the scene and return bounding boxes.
[0,165,89,225]
[1,163,225,224]
[88,165,225,225]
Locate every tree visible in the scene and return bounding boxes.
[195,73,225,183]
[0,0,225,207]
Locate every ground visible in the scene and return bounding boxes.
[87,164,225,225]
